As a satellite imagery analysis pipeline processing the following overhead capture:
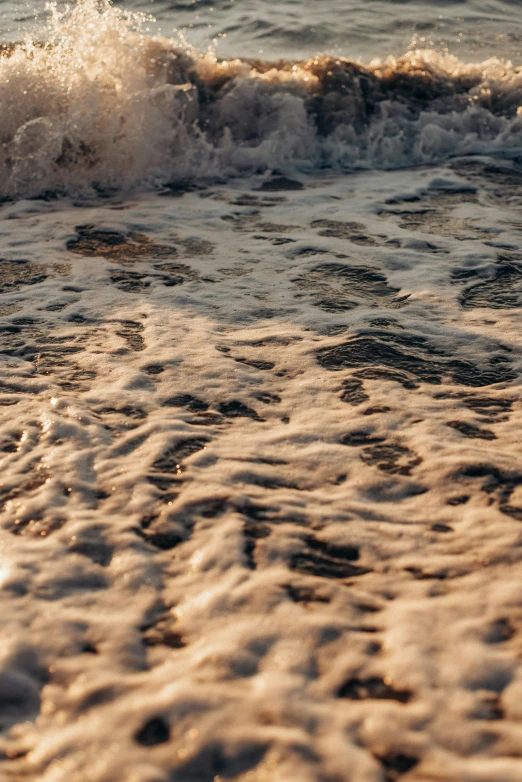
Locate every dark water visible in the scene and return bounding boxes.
[2,0,522,61]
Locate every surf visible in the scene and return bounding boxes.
[2,0,522,199]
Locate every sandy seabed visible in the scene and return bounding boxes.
[1,160,522,782]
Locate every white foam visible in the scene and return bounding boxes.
[3,2,522,198]
[1,160,522,778]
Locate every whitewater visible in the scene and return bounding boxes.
[2,1,522,198]
[1,1,522,780]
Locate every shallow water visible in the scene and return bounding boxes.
[1,2,522,782]
[2,160,522,782]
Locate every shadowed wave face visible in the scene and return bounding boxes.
[2,0,522,199]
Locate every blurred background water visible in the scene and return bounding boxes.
[1,0,522,62]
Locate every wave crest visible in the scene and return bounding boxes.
[3,0,522,198]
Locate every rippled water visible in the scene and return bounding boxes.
[2,0,522,62]
[2,2,522,782]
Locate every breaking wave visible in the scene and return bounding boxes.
[3,0,522,199]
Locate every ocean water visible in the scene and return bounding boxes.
[2,3,522,782]
[3,0,522,61]
[2,0,522,197]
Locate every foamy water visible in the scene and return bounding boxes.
[1,3,522,781]
[2,0,522,199]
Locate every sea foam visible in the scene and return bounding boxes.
[2,0,522,199]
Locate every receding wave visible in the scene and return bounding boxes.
[2,0,522,199]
